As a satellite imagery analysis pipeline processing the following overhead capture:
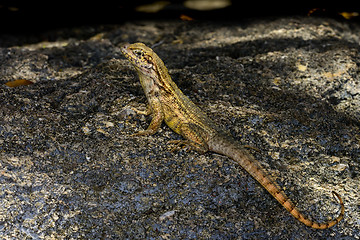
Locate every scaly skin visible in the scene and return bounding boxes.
[121,42,344,229]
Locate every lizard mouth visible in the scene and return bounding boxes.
[120,43,142,65]
[120,44,132,60]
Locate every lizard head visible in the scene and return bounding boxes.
[121,43,160,77]
[121,42,173,93]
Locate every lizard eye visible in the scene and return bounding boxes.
[132,49,153,69]
[134,50,144,58]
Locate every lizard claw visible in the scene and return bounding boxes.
[243,144,261,153]
[168,140,190,152]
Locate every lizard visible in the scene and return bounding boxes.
[120,42,345,229]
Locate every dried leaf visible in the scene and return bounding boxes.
[5,79,34,87]
[339,12,359,20]
[180,14,194,21]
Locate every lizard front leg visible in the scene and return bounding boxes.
[132,100,164,136]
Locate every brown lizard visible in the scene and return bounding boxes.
[120,42,344,229]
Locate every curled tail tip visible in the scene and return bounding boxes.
[310,191,345,229]
[331,190,345,220]
[331,191,344,205]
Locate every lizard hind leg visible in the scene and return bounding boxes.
[168,123,209,153]
[168,139,208,153]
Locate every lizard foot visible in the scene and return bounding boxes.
[131,129,157,137]
[131,106,151,116]
[168,140,191,152]
[168,139,208,153]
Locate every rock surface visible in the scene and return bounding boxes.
[0,17,359,239]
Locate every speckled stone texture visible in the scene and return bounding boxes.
[0,17,359,239]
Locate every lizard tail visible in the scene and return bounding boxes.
[208,134,344,229]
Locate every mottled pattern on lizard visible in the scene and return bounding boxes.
[120,42,344,229]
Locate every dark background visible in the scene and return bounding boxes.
[0,1,359,35]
